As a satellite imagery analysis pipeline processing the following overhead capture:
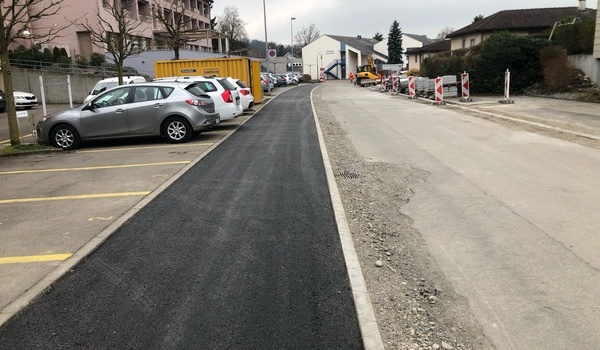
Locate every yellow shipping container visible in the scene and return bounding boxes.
[154,58,263,104]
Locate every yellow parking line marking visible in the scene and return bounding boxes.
[79,143,214,153]
[0,192,150,204]
[0,253,72,264]
[0,161,190,175]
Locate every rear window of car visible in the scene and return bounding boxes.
[196,81,217,93]
[235,80,249,89]
[185,84,209,97]
[218,79,237,91]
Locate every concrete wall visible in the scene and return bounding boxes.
[8,69,106,105]
[568,54,600,85]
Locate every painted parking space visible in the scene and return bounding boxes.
[0,115,254,311]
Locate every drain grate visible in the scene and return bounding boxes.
[338,170,360,179]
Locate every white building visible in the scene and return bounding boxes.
[301,35,387,80]
[374,33,436,70]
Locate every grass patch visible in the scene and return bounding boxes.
[0,143,56,155]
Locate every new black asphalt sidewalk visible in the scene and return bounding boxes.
[0,85,365,349]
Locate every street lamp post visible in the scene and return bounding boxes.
[262,0,271,95]
[290,17,296,80]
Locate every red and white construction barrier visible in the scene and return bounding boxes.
[499,69,514,104]
[380,76,387,92]
[460,72,472,102]
[391,74,399,95]
[319,71,325,83]
[408,76,416,99]
[433,76,445,105]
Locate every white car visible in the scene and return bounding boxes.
[153,76,243,121]
[84,76,146,103]
[226,77,254,110]
[14,90,37,109]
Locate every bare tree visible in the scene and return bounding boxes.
[153,0,194,60]
[216,5,247,43]
[75,0,147,85]
[0,0,64,146]
[436,26,455,39]
[294,23,320,48]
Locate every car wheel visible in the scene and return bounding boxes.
[51,124,80,150]
[163,117,192,143]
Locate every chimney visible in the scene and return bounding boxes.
[579,0,586,11]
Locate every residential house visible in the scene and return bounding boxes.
[301,35,387,80]
[446,3,597,51]
[406,40,451,71]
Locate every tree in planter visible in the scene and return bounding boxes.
[0,0,64,146]
[75,0,147,85]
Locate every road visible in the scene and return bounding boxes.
[317,82,600,349]
[0,85,364,349]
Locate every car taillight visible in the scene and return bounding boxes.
[186,99,208,106]
[221,90,233,103]
[239,90,249,96]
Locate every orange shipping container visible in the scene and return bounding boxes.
[154,57,263,104]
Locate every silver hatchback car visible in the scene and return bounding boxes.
[37,81,220,150]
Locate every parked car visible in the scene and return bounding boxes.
[153,76,243,121]
[260,73,274,92]
[0,90,6,113]
[226,77,254,110]
[288,72,303,82]
[36,81,219,150]
[273,74,287,87]
[84,76,146,103]
[14,90,38,109]
[0,89,38,111]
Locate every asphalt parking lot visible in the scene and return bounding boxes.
[0,87,291,324]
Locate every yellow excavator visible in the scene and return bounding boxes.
[356,55,380,86]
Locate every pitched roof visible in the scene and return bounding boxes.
[406,39,451,54]
[325,34,384,56]
[403,33,437,46]
[446,7,597,38]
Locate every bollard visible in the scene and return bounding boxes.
[380,76,387,92]
[391,74,399,95]
[460,72,472,102]
[433,76,445,105]
[408,76,417,99]
[499,69,514,104]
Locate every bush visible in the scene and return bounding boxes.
[90,52,106,66]
[552,19,595,55]
[471,32,548,93]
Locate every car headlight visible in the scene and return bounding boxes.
[41,115,53,122]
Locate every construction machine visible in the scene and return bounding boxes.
[356,55,380,86]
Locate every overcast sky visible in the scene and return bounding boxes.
[211,0,597,45]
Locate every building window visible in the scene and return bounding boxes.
[470,38,475,47]
[462,38,466,48]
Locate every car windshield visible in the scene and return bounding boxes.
[92,82,119,95]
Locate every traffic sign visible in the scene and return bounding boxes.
[268,49,277,60]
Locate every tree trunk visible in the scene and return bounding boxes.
[1,50,21,146]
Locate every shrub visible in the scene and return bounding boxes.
[552,19,595,55]
[90,52,106,66]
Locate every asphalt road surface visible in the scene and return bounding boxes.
[0,85,364,349]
